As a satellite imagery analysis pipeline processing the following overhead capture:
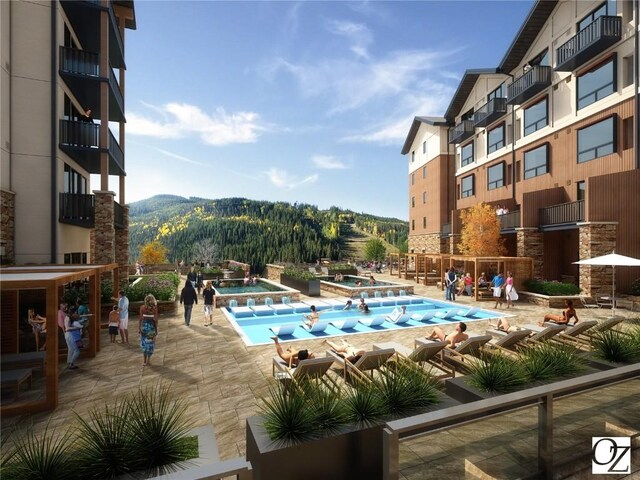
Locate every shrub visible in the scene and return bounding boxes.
[201,267,224,276]
[262,381,321,444]
[521,342,585,382]
[467,352,527,393]
[100,280,113,304]
[126,273,178,302]
[592,328,640,364]
[282,267,317,281]
[343,381,386,427]
[630,278,640,296]
[523,279,580,296]
[375,363,440,417]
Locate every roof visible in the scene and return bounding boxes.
[114,0,137,30]
[443,68,499,122]
[400,116,451,155]
[498,0,558,74]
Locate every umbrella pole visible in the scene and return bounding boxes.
[612,265,616,316]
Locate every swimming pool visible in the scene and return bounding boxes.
[213,278,300,308]
[319,275,414,298]
[317,275,396,287]
[222,296,510,346]
[214,279,285,294]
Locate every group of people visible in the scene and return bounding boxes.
[495,205,510,216]
[243,273,260,286]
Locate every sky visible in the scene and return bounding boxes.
[115,0,534,220]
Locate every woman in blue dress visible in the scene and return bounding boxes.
[138,294,158,366]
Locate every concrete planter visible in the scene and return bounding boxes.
[279,274,320,296]
[327,268,358,276]
[518,291,582,308]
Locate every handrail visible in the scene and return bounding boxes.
[508,65,551,101]
[448,120,474,144]
[500,210,520,229]
[108,130,124,169]
[539,200,584,226]
[59,46,99,77]
[556,16,622,67]
[109,67,124,113]
[474,97,507,126]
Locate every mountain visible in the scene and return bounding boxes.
[128,196,408,270]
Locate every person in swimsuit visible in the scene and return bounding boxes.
[27,308,47,351]
[540,299,579,326]
[139,294,158,366]
[426,322,469,348]
[325,339,365,363]
[271,337,314,367]
[303,305,320,328]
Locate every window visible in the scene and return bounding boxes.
[461,109,474,121]
[422,166,426,178]
[577,56,616,110]
[411,220,415,231]
[411,173,415,186]
[64,252,88,264]
[422,191,426,204]
[487,124,505,154]
[623,117,633,150]
[461,175,474,198]
[523,144,549,179]
[623,56,633,88]
[577,181,586,201]
[578,1,616,32]
[422,141,426,154]
[411,196,415,208]
[524,98,548,136]
[64,164,87,194]
[411,151,415,163]
[423,217,426,228]
[487,163,505,190]
[487,82,506,102]
[529,49,549,67]
[577,116,616,163]
[461,142,474,167]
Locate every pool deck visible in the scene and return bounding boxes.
[2,272,639,467]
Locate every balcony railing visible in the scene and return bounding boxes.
[59,46,99,77]
[448,120,475,145]
[114,201,125,229]
[109,67,124,115]
[556,16,622,71]
[507,65,552,105]
[106,3,125,66]
[59,193,95,228]
[473,98,508,128]
[441,223,451,236]
[539,200,584,228]
[499,210,520,230]
[60,119,100,149]
[108,130,124,169]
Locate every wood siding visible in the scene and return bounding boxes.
[409,154,454,234]
[1,290,18,354]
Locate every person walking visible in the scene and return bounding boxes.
[504,271,516,309]
[139,294,158,367]
[116,290,130,344]
[64,307,82,369]
[492,273,505,309]
[187,266,197,289]
[196,270,204,295]
[202,281,215,327]
[179,279,198,326]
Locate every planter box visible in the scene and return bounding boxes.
[518,291,582,308]
[327,268,358,276]
[280,274,320,296]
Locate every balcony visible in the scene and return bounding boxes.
[59,47,125,123]
[441,223,452,236]
[499,210,521,232]
[59,193,95,228]
[473,98,508,128]
[114,201,125,229]
[59,1,125,70]
[539,200,584,230]
[59,120,125,176]
[448,120,475,145]
[507,65,552,105]
[555,16,622,72]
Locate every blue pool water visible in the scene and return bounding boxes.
[222,297,508,346]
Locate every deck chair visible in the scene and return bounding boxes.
[327,348,395,383]
[330,319,359,330]
[523,324,567,342]
[593,316,625,332]
[596,296,614,308]
[304,321,330,333]
[418,335,492,373]
[270,324,296,337]
[435,309,459,320]
[545,320,599,348]
[373,340,453,378]
[411,310,438,322]
[459,307,481,318]
[580,296,600,309]
[485,328,533,353]
[359,316,386,327]
[272,356,335,383]
[389,314,411,325]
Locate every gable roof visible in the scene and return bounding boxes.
[400,116,451,155]
[443,68,499,122]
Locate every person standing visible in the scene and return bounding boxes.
[180,279,198,326]
[108,305,120,343]
[202,281,215,327]
[64,308,82,369]
[139,294,158,367]
[492,273,505,309]
[445,267,456,301]
[505,271,515,309]
[187,266,197,289]
[117,290,130,344]
[58,302,68,334]
[196,270,204,295]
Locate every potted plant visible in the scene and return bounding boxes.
[280,267,321,296]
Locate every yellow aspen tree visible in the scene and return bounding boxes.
[458,203,506,256]
[139,241,169,265]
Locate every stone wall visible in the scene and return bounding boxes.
[449,234,461,254]
[516,228,544,279]
[114,205,129,291]
[320,282,414,298]
[263,264,284,282]
[0,189,15,264]
[90,191,115,266]
[408,233,445,254]
[578,222,617,297]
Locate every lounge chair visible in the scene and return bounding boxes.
[435,309,459,320]
[593,316,625,332]
[250,305,274,316]
[229,306,253,318]
[410,310,438,322]
[485,328,533,352]
[580,296,600,309]
[359,316,386,327]
[522,324,567,342]
[304,321,330,333]
[272,356,335,382]
[416,335,492,372]
[289,302,311,313]
[388,314,411,325]
[534,320,599,347]
[459,307,481,318]
[596,296,614,309]
[373,340,453,378]
[330,319,359,330]
[270,324,296,337]
[269,304,294,315]
[327,348,395,383]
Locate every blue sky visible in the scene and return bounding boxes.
[120,1,533,220]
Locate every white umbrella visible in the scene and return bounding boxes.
[573,251,640,315]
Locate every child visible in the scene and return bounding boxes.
[108,305,120,343]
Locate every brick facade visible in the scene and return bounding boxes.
[0,189,15,264]
[90,191,115,267]
[114,205,129,291]
[408,233,445,254]
[578,222,617,297]
[516,228,544,279]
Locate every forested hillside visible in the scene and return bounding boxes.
[129,196,408,270]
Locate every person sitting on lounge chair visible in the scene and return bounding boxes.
[271,337,315,367]
[325,339,365,363]
[490,317,520,333]
[540,299,579,326]
[303,305,320,328]
[387,305,407,323]
[426,322,469,348]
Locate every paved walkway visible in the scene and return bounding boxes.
[2,274,639,462]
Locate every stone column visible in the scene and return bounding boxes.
[0,189,15,265]
[577,222,617,297]
[90,190,115,267]
[516,227,544,279]
[114,205,129,291]
[449,234,461,255]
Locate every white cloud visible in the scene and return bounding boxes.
[312,155,348,170]
[326,19,372,59]
[127,103,265,146]
[265,167,319,190]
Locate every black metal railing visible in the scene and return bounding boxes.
[448,120,475,144]
[556,16,622,71]
[539,200,584,226]
[499,210,520,230]
[59,193,95,228]
[107,3,125,63]
[109,67,124,114]
[108,130,124,169]
[507,65,552,105]
[441,223,451,236]
[59,46,99,76]
[60,119,100,149]
[473,98,508,128]
[114,201,125,229]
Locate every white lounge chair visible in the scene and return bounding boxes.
[411,310,438,322]
[250,305,274,316]
[304,321,330,333]
[579,296,600,309]
[270,324,297,336]
[373,340,452,378]
[435,309,459,320]
[330,319,359,330]
[460,307,481,318]
[269,304,294,315]
[359,316,386,327]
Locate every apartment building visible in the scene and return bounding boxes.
[0,0,135,279]
[403,0,639,295]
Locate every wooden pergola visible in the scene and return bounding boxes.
[418,253,451,286]
[0,264,118,415]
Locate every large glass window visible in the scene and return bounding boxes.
[524,98,548,136]
[487,163,505,190]
[529,49,549,67]
[577,57,616,110]
[577,181,586,201]
[461,175,474,198]
[578,1,617,31]
[524,144,549,179]
[487,124,505,154]
[461,142,474,167]
[578,116,616,163]
[488,82,506,102]
[64,164,87,194]
[422,191,426,204]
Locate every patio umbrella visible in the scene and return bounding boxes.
[573,251,640,315]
